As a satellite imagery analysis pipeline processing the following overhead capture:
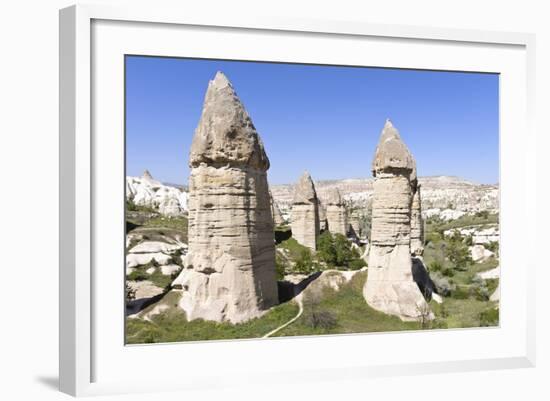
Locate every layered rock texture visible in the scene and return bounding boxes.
[363,120,432,321]
[270,190,286,226]
[290,172,320,250]
[410,182,424,256]
[173,71,278,323]
[325,188,348,235]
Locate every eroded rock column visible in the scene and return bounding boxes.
[291,171,320,250]
[363,120,432,321]
[410,182,424,256]
[325,188,348,236]
[173,71,278,324]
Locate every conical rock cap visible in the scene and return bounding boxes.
[190,71,270,170]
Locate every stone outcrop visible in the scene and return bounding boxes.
[363,120,432,321]
[126,170,188,216]
[410,181,424,255]
[290,171,320,250]
[172,71,278,324]
[270,190,286,227]
[318,200,328,231]
[325,188,348,235]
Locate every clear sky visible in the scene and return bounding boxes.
[126,56,499,185]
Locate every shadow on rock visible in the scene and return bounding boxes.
[412,256,436,301]
[277,271,322,303]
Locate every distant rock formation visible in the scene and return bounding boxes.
[410,181,424,256]
[363,120,432,321]
[173,71,278,324]
[325,188,348,235]
[270,191,286,226]
[126,170,188,216]
[318,199,328,231]
[290,171,320,250]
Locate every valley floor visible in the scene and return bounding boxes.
[125,210,500,344]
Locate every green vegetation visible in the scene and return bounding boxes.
[422,211,499,328]
[425,212,499,235]
[126,199,157,214]
[126,292,300,344]
[275,231,366,276]
[275,272,419,336]
[316,232,366,270]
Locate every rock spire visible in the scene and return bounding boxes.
[291,171,320,250]
[173,71,278,323]
[325,188,348,236]
[363,120,432,321]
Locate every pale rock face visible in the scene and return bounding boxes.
[173,71,278,324]
[410,184,424,255]
[290,171,320,250]
[364,120,432,321]
[270,191,286,226]
[490,283,500,301]
[160,264,181,276]
[470,245,495,263]
[325,188,348,236]
[129,241,182,254]
[477,265,500,279]
[127,280,165,300]
[126,252,172,269]
[126,171,188,216]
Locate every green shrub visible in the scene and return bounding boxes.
[125,283,136,304]
[316,231,365,270]
[293,248,315,274]
[348,258,367,271]
[429,260,443,272]
[127,269,148,281]
[485,241,499,253]
[446,240,472,270]
[275,253,288,280]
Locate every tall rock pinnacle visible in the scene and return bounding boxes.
[291,171,320,250]
[363,120,432,321]
[325,188,348,236]
[173,71,278,324]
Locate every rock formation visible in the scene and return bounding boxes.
[126,170,188,216]
[363,120,432,321]
[172,71,278,324]
[270,190,286,227]
[410,181,424,255]
[325,188,348,236]
[318,199,328,231]
[290,171,320,250]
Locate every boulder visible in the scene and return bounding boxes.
[129,241,182,254]
[126,252,172,268]
[470,244,494,263]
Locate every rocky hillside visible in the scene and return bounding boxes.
[271,176,498,221]
[127,173,498,222]
[126,170,188,216]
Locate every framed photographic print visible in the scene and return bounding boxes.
[59,4,536,397]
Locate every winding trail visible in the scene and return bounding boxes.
[263,294,304,338]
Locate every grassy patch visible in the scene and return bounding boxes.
[274,272,419,336]
[126,294,300,344]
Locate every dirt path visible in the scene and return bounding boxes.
[262,294,304,338]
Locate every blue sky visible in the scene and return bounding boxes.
[126,56,499,185]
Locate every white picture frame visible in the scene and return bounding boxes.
[59,4,536,397]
